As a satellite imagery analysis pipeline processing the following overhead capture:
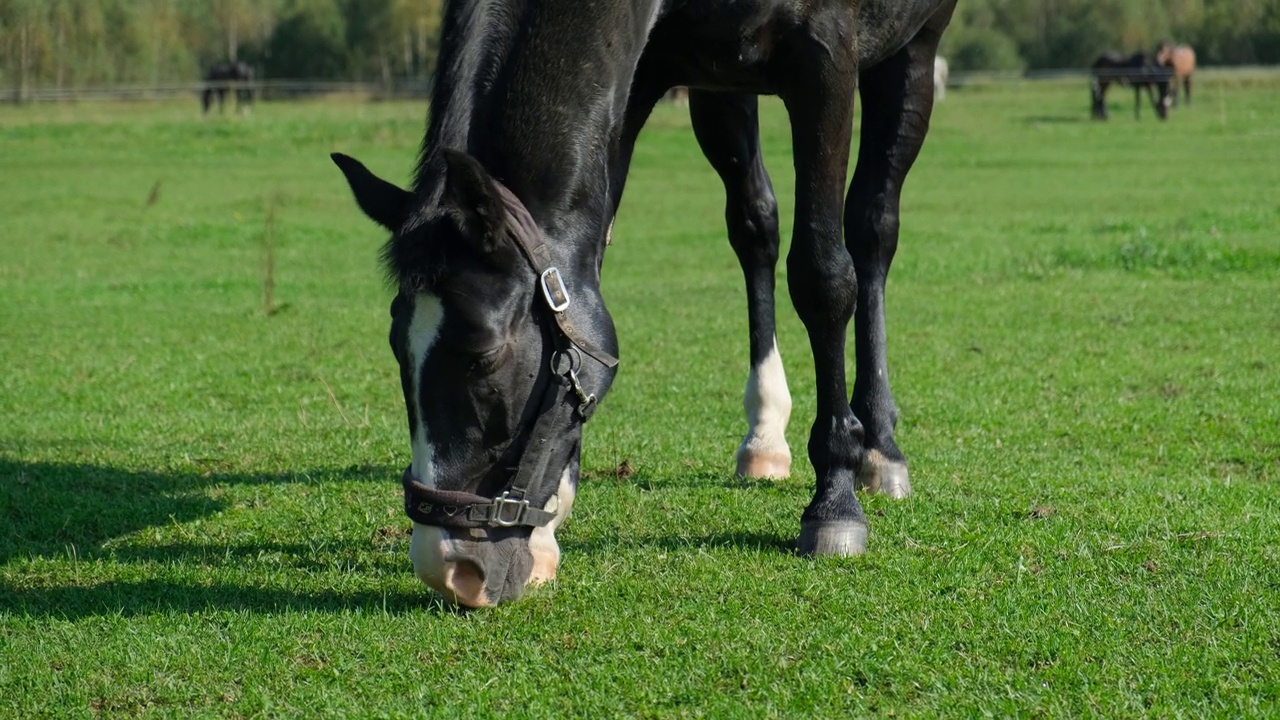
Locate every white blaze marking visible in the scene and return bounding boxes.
[405,294,444,486]
[740,339,791,458]
[403,294,450,584]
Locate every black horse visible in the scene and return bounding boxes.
[202,62,254,114]
[1090,52,1172,120]
[334,0,957,606]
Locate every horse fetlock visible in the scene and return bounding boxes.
[856,449,912,498]
[736,442,792,479]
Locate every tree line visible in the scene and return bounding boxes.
[2,0,1278,96]
[941,0,1280,71]
[0,0,442,95]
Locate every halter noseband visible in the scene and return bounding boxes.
[402,181,618,530]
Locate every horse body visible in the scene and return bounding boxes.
[1090,51,1172,120]
[1156,43,1195,106]
[335,0,956,607]
[202,62,254,114]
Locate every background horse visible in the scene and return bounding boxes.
[202,62,254,114]
[1091,52,1172,120]
[334,0,957,607]
[1156,42,1196,107]
[934,55,949,100]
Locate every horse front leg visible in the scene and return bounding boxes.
[781,56,868,556]
[846,7,952,499]
[689,90,791,479]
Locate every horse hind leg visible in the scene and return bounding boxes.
[689,90,792,479]
[845,15,952,500]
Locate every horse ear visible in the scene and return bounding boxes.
[441,149,507,251]
[331,153,411,231]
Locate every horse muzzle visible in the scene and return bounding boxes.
[410,525,543,607]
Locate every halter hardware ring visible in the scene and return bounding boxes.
[550,347,581,376]
[540,267,571,313]
[492,491,531,527]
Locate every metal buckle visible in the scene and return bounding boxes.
[491,491,530,527]
[540,267,570,313]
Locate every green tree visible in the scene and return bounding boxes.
[266,0,346,79]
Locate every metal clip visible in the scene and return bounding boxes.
[551,347,595,418]
[568,366,596,412]
[492,491,530,527]
[540,267,570,312]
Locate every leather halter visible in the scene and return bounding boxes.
[402,181,618,530]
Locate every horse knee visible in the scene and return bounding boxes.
[787,245,856,324]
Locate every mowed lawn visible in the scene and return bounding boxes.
[2,74,1279,717]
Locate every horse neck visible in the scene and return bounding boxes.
[414,0,660,262]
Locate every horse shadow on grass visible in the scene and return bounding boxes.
[559,531,795,556]
[0,457,438,619]
[2,457,798,618]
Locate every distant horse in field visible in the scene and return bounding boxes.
[934,55,949,100]
[333,0,958,607]
[202,62,254,114]
[1090,52,1172,120]
[1156,42,1195,107]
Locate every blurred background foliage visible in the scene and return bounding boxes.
[943,0,1280,71]
[0,0,1278,91]
[0,0,442,90]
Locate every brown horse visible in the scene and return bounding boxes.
[1156,43,1195,107]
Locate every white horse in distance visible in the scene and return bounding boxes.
[934,55,949,100]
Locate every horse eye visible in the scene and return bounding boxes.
[470,345,509,376]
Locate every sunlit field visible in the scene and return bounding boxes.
[2,73,1279,716]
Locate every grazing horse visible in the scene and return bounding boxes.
[202,62,254,114]
[1090,52,1172,120]
[333,0,957,607]
[1155,42,1195,107]
[934,55,949,100]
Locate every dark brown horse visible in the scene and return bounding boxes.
[333,0,957,606]
[1091,52,1173,120]
[202,62,254,114]
[1156,42,1196,107]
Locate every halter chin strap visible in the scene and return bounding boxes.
[403,473,559,529]
[402,179,617,530]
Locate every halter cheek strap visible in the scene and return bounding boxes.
[496,182,619,370]
[401,180,617,530]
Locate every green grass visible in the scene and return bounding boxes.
[3,75,1279,717]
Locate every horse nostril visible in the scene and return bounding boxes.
[441,556,490,607]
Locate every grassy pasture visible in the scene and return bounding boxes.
[2,75,1279,717]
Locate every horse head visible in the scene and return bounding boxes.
[333,151,619,607]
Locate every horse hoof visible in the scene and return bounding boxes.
[735,448,791,479]
[857,449,912,499]
[798,520,868,556]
